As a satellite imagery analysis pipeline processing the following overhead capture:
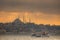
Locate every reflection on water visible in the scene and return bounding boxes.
[0,35,60,40]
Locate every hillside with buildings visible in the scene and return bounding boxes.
[0,18,60,36]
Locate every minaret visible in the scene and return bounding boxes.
[23,12,31,23]
[29,15,31,23]
[17,13,20,19]
[23,12,26,23]
[23,14,25,23]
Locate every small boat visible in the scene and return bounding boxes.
[32,33,36,36]
[35,34,41,37]
[32,32,41,37]
[41,32,49,37]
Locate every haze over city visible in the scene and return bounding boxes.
[0,0,60,25]
[0,0,60,40]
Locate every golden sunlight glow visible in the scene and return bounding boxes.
[0,11,60,25]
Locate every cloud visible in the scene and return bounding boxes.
[0,0,60,15]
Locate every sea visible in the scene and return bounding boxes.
[0,34,60,40]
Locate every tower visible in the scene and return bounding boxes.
[29,15,31,23]
[23,13,25,23]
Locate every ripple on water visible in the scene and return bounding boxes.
[0,35,60,40]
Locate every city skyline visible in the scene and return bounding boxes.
[0,12,60,25]
[0,0,60,25]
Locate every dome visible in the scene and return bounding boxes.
[12,18,23,25]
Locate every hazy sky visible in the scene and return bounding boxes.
[0,0,60,25]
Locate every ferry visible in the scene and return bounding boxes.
[32,31,49,37]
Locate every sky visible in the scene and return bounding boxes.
[0,0,60,25]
